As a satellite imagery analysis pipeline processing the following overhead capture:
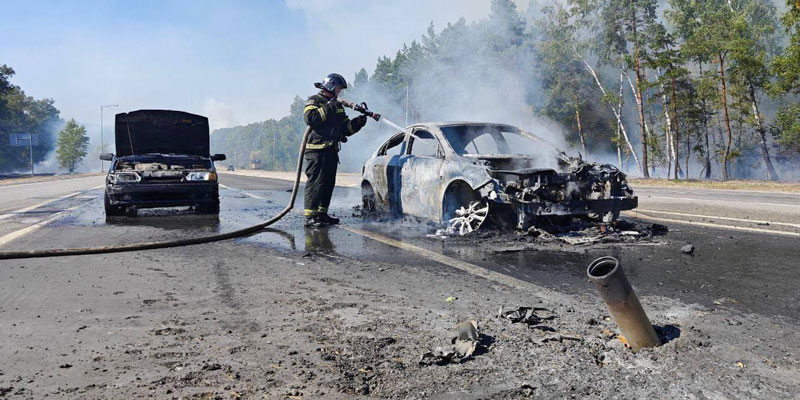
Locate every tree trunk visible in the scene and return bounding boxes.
[748,81,779,180]
[617,71,624,169]
[656,67,675,178]
[574,95,588,157]
[576,53,642,172]
[718,52,733,181]
[698,62,712,178]
[632,9,650,178]
[671,76,682,180]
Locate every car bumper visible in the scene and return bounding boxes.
[106,182,218,208]
[513,196,638,216]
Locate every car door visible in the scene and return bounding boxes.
[371,133,406,214]
[399,129,444,219]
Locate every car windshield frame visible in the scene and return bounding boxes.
[439,124,543,156]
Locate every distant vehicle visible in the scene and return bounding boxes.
[361,122,637,235]
[100,110,226,216]
[227,165,235,171]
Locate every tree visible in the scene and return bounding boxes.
[772,0,800,94]
[56,119,89,173]
[0,64,60,172]
[535,4,597,156]
[678,1,741,180]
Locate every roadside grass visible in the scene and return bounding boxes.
[628,178,800,192]
[0,172,104,186]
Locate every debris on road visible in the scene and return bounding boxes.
[419,320,481,366]
[498,306,555,325]
[681,244,695,254]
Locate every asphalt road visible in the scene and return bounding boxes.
[1,172,798,397]
[1,173,798,318]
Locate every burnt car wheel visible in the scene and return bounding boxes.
[361,182,382,216]
[442,182,490,235]
[104,193,125,217]
[448,199,489,235]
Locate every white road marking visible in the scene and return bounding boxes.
[219,184,266,199]
[0,185,103,221]
[623,211,800,237]
[642,195,800,209]
[635,209,800,229]
[341,226,536,290]
[0,205,81,247]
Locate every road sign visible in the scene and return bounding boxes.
[9,133,39,146]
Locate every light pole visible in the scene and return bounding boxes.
[100,104,119,172]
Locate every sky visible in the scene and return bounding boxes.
[1,0,527,133]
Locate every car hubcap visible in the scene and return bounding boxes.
[448,200,488,235]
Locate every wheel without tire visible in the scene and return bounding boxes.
[447,199,489,236]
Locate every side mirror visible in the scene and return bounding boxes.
[100,153,114,161]
[211,153,227,161]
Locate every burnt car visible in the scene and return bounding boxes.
[99,110,226,216]
[360,122,637,235]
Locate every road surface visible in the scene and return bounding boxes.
[0,173,798,398]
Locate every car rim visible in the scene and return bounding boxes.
[448,200,488,235]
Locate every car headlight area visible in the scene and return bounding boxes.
[184,171,217,182]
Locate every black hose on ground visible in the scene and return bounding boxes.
[0,127,312,260]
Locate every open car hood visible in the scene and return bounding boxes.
[115,110,210,158]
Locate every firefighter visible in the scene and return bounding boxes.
[303,73,368,227]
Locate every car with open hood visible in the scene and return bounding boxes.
[360,122,637,235]
[99,109,226,216]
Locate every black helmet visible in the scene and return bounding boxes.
[314,73,348,92]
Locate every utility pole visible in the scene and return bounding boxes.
[28,134,34,175]
[100,104,119,172]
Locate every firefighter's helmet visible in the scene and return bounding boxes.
[314,73,348,92]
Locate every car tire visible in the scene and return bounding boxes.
[104,193,125,217]
[197,196,220,214]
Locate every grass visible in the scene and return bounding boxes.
[628,178,800,192]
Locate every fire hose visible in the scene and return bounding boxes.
[0,100,383,260]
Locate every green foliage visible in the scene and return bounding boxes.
[773,104,800,151]
[0,64,61,172]
[771,1,800,93]
[56,119,89,173]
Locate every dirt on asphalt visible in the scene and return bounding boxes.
[2,229,798,399]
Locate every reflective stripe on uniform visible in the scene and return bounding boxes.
[303,105,319,114]
[306,142,331,150]
[336,108,345,114]
[318,107,327,121]
[318,206,328,213]
[304,209,317,216]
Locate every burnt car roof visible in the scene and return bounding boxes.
[115,110,210,158]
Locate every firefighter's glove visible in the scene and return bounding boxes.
[352,115,368,131]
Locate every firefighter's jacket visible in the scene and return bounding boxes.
[303,93,362,152]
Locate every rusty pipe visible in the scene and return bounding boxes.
[587,256,660,351]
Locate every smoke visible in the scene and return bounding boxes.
[328,2,575,173]
[203,98,238,132]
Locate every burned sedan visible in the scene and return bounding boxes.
[360,122,637,235]
[100,110,226,216]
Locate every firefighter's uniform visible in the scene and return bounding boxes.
[302,92,366,222]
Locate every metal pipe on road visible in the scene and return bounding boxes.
[587,256,661,351]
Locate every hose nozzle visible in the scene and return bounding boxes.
[340,99,381,121]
